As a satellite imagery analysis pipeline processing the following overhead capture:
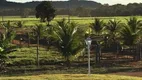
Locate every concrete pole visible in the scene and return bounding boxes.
[88,45,91,75]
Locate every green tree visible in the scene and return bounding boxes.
[35,1,56,26]
[90,18,104,35]
[104,19,121,52]
[53,19,84,67]
[0,21,16,72]
[121,17,142,46]
[32,24,46,67]
[105,19,121,43]
[75,7,91,17]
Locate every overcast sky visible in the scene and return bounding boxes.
[7,0,142,5]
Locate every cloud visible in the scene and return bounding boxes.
[7,0,142,5]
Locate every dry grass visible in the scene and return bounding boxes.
[0,74,142,80]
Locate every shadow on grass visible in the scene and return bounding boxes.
[0,60,142,77]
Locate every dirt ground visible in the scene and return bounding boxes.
[112,72,142,77]
[111,61,142,77]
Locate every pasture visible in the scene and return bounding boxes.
[1,16,142,26]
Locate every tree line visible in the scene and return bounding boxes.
[0,1,142,17]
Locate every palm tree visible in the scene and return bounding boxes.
[121,17,142,46]
[120,17,142,61]
[104,19,121,52]
[53,19,84,67]
[105,19,121,42]
[126,17,142,33]
[120,26,140,46]
[90,18,104,35]
[0,21,16,72]
[32,24,46,67]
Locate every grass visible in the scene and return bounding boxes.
[6,47,62,66]
[0,74,142,80]
[1,16,142,26]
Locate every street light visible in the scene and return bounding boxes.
[85,37,92,76]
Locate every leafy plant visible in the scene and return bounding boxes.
[0,21,17,72]
[121,17,142,46]
[90,18,104,35]
[35,1,56,26]
[32,24,46,67]
[53,19,84,67]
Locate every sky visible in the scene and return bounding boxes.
[7,0,142,5]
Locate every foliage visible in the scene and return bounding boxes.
[102,19,122,52]
[90,18,104,35]
[121,17,142,45]
[1,1,142,17]
[35,1,56,25]
[32,24,47,67]
[105,19,121,42]
[53,19,84,66]
[0,21,16,72]
[74,6,91,17]
[32,24,47,39]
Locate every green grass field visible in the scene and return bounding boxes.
[1,16,142,26]
[0,74,142,80]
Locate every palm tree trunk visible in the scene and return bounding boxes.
[37,36,39,67]
[66,57,71,68]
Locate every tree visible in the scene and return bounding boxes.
[104,19,121,52]
[0,21,16,72]
[121,17,142,46]
[53,19,84,67]
[90,18,104,35]
[106,19,121,42]
[120,17,142,61]
[35,1,56,26]
[32,24,46,67]
[75,7,91,17]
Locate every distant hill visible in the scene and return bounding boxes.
[0,0,102,9]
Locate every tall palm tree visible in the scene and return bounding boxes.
[53,19,84,67]
[90,18,104,35]
[121,17,142,46]
[32,24,46,67]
